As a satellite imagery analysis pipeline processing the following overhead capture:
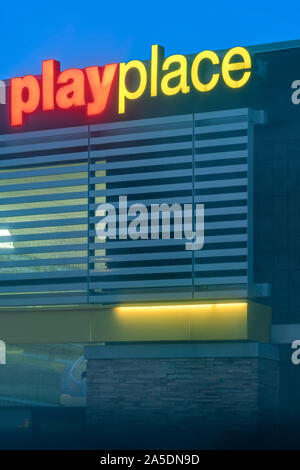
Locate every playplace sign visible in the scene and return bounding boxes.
[10,45,252,126]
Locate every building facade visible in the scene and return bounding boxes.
[1,39,300,441]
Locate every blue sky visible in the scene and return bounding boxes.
[0,1,299,79]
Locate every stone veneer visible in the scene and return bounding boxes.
[85,342,279,431]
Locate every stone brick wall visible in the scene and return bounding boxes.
[86,355,279,430]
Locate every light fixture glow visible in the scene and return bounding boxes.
[114,302,247,312]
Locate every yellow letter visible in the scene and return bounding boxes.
[161,55,190,96]
[118,60,147,114]
[222,47,251,88]
[191,50,219,92]
[151,44,165,97]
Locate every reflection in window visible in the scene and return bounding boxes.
[0,228,14,250]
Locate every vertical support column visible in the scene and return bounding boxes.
[192,113,196,299]
[87,125,95,303]
[248,109,267,295]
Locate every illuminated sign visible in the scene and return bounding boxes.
[10,45,252,126]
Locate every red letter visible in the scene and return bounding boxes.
[10,75,40,126]
[85,63,118,116]
[56,69,85,109]
[42,59,60,111]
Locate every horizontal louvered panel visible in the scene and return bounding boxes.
[0,108,254,306]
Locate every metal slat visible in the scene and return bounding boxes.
[5,217,87,230]
[0,283,87,293]
[91,233,247,249]
[0,125,88,142]
[194,108,248,120]
[194,122,248,133]
[0,271,87,281]
[0,165,88,180]
[0,178,87,192]
[91,154,192,171]
[0,138,88,155]
[91,205,246,221]
[89,262,246,277]
[90,113,193,132]
[91,192,247,209]
[0,151,88,168]
[89,292,193,303]
[194,164,248,176]
[194,276,247,285]
[91,127,192,146]
[0,244,87,255]
[0,296,88,306]
[195,178,247,190]
[92,182,192,197]
[0,191,88,205]
[93,248,247,263]
[0,257,87,268]
[193,290,248,299]
[0,204,88,218]
[91,168,192,184]
[90,279,192,289]
[90,141,192,159]
[195,136,248,148]
[195,150,248,162]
